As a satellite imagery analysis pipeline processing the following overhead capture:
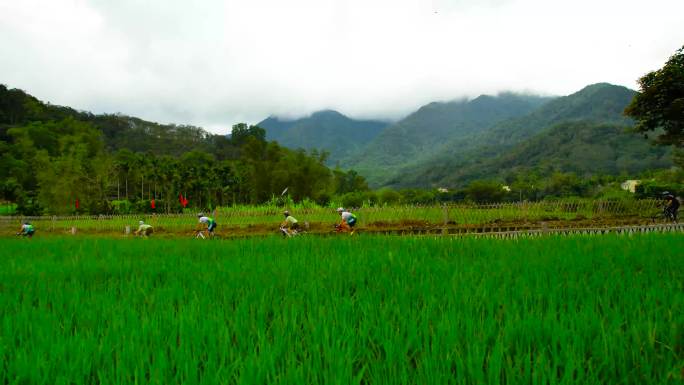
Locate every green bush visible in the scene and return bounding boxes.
[635,181,683,199]
[464,181,506,203]
[399,189,436,205]
[134,200,153,214]
[111,200,133,215]
[339,191,377,208]
[87,200,114,215]
[314,193,331,207]
[15,195,42,216]
[377,189,401,206]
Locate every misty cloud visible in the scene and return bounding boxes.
[1,0,683,133]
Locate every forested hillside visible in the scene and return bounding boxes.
[342,93,552,185]
[1,80,677,214]
[432,121,670,187]
[0,85,365,214]
[0,86,214,156]
[383,83,661,188]
[258,110,388,164]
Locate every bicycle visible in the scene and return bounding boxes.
[280,226,304,237]
[193,229,217,239]
[334,223,357,236]
[134,229,154,238]
[650,206,678,224]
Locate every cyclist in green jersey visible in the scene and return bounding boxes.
[134,220,154,237]
[17,222,35,238]
[280,210,300,236]
[198,213,217,234]
[336,207,357,233]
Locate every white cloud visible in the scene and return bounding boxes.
[1,0,683,133]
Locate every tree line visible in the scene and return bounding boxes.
[0,86,368,215]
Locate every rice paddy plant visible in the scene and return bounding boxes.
[0,200,661,235]
[0,233,682,384]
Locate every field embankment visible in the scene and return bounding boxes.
[0,200,669,238]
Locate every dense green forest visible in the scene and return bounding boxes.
[343,93,552,185]
[258,110,388,164]
[380,83,671,188]
[0,85,367,215]
[435,121,670,185]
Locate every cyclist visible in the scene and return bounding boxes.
[17,222,35,238]
[336,207,357,233]
[662,191,680,222]
[134,220,154,237]
[197,213,217,236]
[280,210,300,236]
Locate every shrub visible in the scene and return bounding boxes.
[339,191,377,208]
[377,189,401,206]
[635,181,683,199]
[111,200,133,215]
[399,189,436,205]
[464,181,506,203]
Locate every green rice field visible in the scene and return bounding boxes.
[0,199,663,235]
[1,234,682,384]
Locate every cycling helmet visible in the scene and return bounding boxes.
[197,212,204,217]
[139,221,144,225]
[283,210,290,216]
[337,207,344,213]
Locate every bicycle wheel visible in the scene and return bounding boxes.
[665,211,677,223]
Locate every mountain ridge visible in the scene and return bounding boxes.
[384,83,661,188]
[257,110,389,164]
[341,92,555,185]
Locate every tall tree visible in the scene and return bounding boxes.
[231,123,266,147]
[625,45,684,147]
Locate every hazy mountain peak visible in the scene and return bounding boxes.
[309,109,345,118]
[470,94,495,103]
[257,110,388,164]
[578,82,632,92]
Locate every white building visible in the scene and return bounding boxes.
[620,180,640,193]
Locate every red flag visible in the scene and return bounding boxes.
[179,193,188,208]
[150,199,156,209]
[75,199,80,209]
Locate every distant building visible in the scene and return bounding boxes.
[621,180,640,193]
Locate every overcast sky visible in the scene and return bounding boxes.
[1,0,683,134]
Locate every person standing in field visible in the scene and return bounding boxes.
[336,207,357,234]
[280,210,300,236]
[134,220,154,237]
[197,213,217,235]
[16,222,35,238]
